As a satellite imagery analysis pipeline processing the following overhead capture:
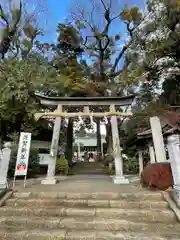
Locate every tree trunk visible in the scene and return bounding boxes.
[0,119,6,146]
[96,119,102,161]
[65,118,73,164]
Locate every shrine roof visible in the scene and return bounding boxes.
[124,111,180,148]
[137,111,180,138]
[35,93,135,106]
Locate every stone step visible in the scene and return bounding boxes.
[0,229,179,240]
[1,216,180,234]
[72,168,107,173]
[74,166,105,169]
[13,191,164,201]
[73,165,105,170]
[73,171,107,174]
[0,206,176,223]
[74,162,104,166]
[6,198,169,209]
[73,169,106,172]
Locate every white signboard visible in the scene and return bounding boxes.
[15,132,31,176]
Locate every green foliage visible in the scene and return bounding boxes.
[124,0,180,106]
[0,0,43,59]
[0,0,22,59]
[69,0,143,90]
[123,156,139,174]
[161,75,180,105]
[57,23,83,57]
[23,24,40,39]
[107,168,115,176]
[56,156,69,175]
[125,101,168,137]
[0,58,64,140]
[21,39,33,50]
[8,148,40,178]
[120,6,142,24]
[124,146,137,158]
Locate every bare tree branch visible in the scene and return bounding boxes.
[100,0,107,11]
[0,5,9,25]
[111,45,128,74]
[111,15,146,74]
[102,35,110,51]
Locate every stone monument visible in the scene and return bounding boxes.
[167,134,180,208]
[0,142,12,189]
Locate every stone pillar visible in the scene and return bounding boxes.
[110,105,129,184]
[150,116,166,162]
[138,150,143,176]
[0,142,12,189]
[83,106,89,113]
[101,138,104,159]
[77,142,81,161]
[148,144,156,163]
[167,134,180,208]
[41,104,62,185]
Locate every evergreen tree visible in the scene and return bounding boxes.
[123,0,180,106]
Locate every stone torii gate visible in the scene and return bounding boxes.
[34,94,135,185]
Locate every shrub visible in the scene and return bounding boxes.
[140,162,173,190]
[107,168,115,176]
[8,149,40,178]
[123,156,139,174]
[56,156,69,175]
[103,154,114,166]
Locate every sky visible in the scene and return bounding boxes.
[44,0,145,43]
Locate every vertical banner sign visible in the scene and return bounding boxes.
[15,132,31,176]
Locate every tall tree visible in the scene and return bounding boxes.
[69,0,142,159]
[70,0,142,87]
[55,22,106,162]
[120,0,180,139]
[0,0,47,59]
[0,0,22,59]
[0,58,59,141]
[123,0,180,106]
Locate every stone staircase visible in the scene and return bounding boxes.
[72,162,107,175]
[0,191,179,239]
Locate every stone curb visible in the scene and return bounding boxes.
[0,189,7,199]
[0,189,14,207]
[0,230,177,240]
[0,206,176,223]
[6,198,168,209]
[162,191,180,222]
[13,191,163,201]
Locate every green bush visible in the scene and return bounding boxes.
[107,168,115,176]
[8,149,40,178]
[56,156,69,175]
[123,156,138,174]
